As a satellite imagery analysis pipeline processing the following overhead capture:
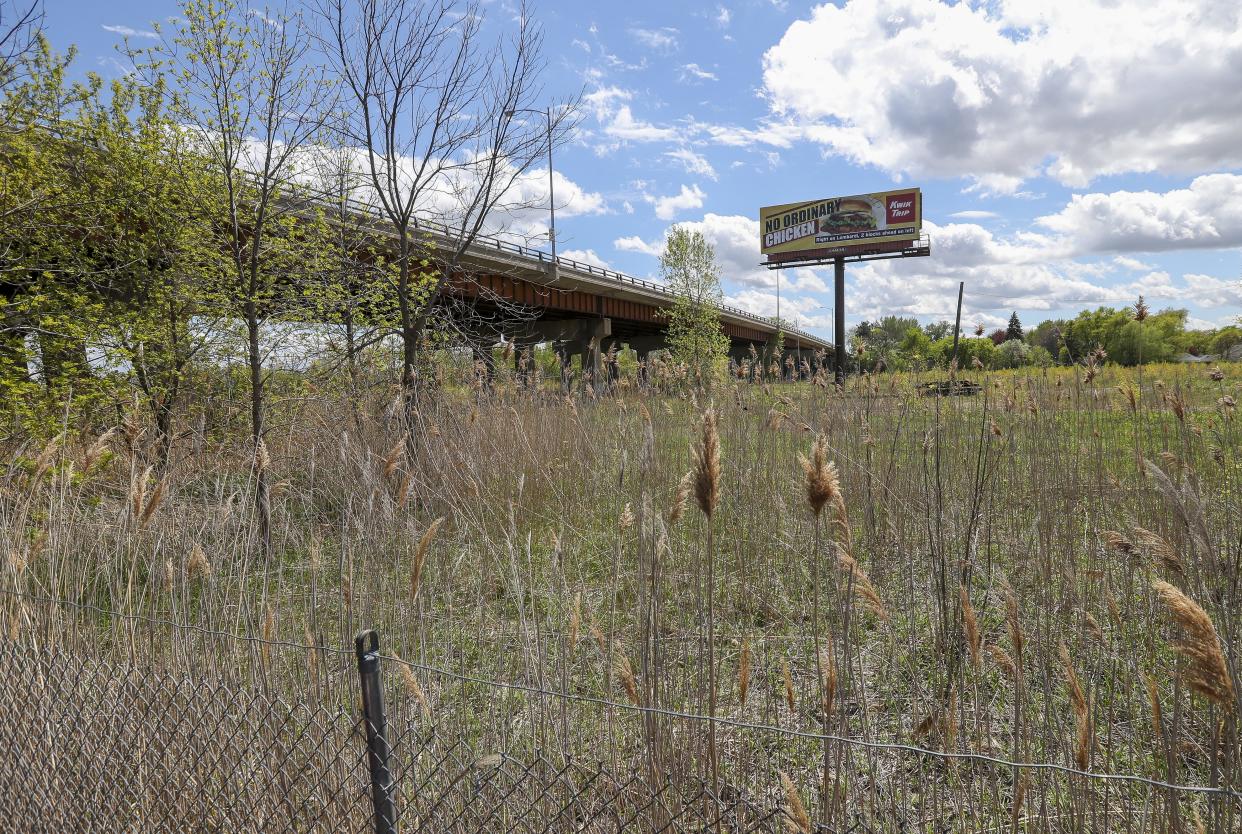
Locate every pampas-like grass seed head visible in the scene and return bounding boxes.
[410,517,445,602]
[693,410,720,518]
[798,435,838,517]
[1152,580,1235,708]
[779,771,811,834]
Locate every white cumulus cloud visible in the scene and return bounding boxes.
[1035,173,1242,255]
[762,0,1242,191]
[665,147,718,180]
[647,184,707,220]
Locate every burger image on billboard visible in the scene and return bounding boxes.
[819,199,877,235]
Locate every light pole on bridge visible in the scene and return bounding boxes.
[506,106,557,262]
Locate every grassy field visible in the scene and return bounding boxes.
[3,360,1240,831]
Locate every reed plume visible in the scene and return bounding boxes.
[187,543,211,581]
[138,476,169,529]
[395,472,414,507]
[381,434,407,478]
[818,645,837,720]
[960,585,981,669]
[1102,530,1135,557]
[392,651,432,721]
[779,771,811,834]
[589,618,607,654]
[797,435,838,517]
[1002,582,1024,666]
[837,552,889,622]
[988,644,1017,679]
[82,427,115,472]
[613,644,640,705]
[667,470,693,524]
[1133,528,1184,574]
[1058,642,1093,770]
[130,465,153,519]
[782,658,795,711]
[693,410,720,517]
[1144,673,1163,741]
[945,685,958,753]
[410,517,445,602]
[1152,580,1235,707]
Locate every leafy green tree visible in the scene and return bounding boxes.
[0,36,117,433]
[899,326,931,362]
[660,225,729,388]
[1209,326,1242,358]
[1025,319,1063,357]
[930,336,994,369]
[139,0,331,550]
[995,338,1030,368]
[1029,345,1054,367]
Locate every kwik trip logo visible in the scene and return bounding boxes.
[761,189,921,254]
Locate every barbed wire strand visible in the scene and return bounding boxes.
[6,589,1240,802]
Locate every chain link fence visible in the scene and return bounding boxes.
[0,633,798,833]
[1,594,1239,833]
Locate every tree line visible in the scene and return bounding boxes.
[852,302,1241,373]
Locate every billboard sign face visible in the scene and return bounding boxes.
[760,188,921,260]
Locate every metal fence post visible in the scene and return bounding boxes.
[356,629,397,834]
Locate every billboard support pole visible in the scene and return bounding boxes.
[834,257,846,387]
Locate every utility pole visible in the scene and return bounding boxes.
[546,106,556,262]
[950,280,964,369]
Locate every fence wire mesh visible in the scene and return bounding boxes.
[0,594,1239,833]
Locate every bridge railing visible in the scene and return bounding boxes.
[279,174,828,346]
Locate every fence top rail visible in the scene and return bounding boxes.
[6,589,1240,803]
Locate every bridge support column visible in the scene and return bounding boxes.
[554,342,574,393]
[603,339,622,387]
[512,339,535,389]
[472,343,495,390]
[581,319,610,394]
[728,344,754,382]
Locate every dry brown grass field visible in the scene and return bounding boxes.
[2,360,1240,832]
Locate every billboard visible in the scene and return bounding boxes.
[760,188,922,260]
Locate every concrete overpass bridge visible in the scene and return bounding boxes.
[313,189,835,381]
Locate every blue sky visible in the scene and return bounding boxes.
[46,0,1242,339]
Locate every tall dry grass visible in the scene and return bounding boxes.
[2,359,1240,830]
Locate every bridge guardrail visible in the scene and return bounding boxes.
[279,174,829,346]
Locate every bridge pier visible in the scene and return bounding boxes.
[511,338,536,388]
[472,343,496,390]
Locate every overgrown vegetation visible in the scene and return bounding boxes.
[3,2,1241,831]
[4,360,1240,830]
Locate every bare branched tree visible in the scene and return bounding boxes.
[139,0,332,553]
[316,0,574,417]
[0,0,41,91]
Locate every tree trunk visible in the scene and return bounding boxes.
[246,303,271,555]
